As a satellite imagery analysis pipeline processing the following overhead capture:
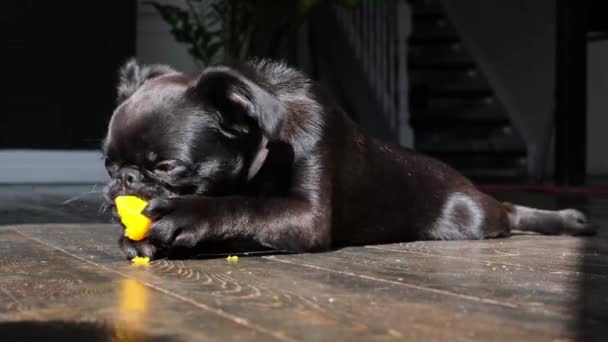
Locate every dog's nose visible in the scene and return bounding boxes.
[117,167,142,186]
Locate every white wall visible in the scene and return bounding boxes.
[587,41,608,175]
[0,150,109,184]
[136,0,198,73]
[440,0,556,180]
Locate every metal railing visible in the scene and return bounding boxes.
[334,0,413,147]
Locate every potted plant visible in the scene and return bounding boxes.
[146,0,363,67]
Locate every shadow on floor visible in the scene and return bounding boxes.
[0,320,179,342]
[492,191,608,339]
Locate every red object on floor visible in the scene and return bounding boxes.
[478,184,608,197]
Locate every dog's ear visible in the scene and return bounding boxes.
[193,67,284,140]
[117,58,176,104]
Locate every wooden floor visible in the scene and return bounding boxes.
[0,185,607,341]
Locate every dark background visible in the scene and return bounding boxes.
[2,0,135,149]
[2,0,607,186]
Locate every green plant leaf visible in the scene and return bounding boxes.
[147,0,364,65]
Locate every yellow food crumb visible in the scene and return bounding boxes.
[226,255,239,263]
[131,256,150,266]
[115,195,152,241]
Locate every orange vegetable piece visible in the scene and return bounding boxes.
[226,255,239,264]
[115,195,152,241]
[131,256,150,266]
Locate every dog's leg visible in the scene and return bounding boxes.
[425,189,597,240]
[142,195,332,257]
[424,191,508,240]
[503,202,596,236]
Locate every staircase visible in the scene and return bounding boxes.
[408,0,528,182]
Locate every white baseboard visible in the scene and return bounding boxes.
[0,150,110,184]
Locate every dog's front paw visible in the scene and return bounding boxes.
[142,197,210,251]
[119,235,161,260]
[559,209,598,236]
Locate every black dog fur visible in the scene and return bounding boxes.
[102,59,595,260]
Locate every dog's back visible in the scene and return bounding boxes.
[322,100,595,246]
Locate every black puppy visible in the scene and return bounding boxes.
[103,59,595,260]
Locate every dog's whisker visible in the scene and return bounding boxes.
[62,192,103,205]
[98,201,112,215]
[62,185,103,205]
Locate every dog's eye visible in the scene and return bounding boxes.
[154,160,181,173]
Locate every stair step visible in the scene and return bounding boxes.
[410,0,444,16]
[460,167,528,182]
[416,139,526,154]
[410,69,489,93]
[411,19,458,41]
[409,36,460,46]
[414,88,494,99]
[411,94,500,111]
[410,88,497,110]
[410,113,509,127]
[414,121,519,134]
[412,16,455,39]
[408,0,529,182]
[408,62,476,71]
[409,42,473,65]
[410,103,507,123]
[412,12,444,21]
[426,152,528,171]
[410,82,490,94]
[414,126,526,153]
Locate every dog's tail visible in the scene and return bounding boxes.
[503,202,597,236]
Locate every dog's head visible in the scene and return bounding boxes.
[102,59,285,204]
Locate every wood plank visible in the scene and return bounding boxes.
[12,224,585,341]
[366,234,608,276]
[0,230,274,342]
[269,246,608,316]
